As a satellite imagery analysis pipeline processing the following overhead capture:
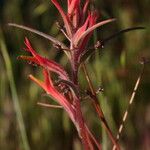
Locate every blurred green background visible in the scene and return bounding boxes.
[0,0,150,150]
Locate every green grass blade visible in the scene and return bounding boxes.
[0,28,30,150]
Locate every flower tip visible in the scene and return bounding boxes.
[28,74,33,79]
[28,74,37,82]
[24,37,28,42]
[24,37,30,46]
[111,18,117,22]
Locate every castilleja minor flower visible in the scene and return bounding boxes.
[51,0,115,76]
[9,0,120,149]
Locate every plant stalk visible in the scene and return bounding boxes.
[70,43,93,150]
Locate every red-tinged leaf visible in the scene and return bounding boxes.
[68,0,79,15]
[8,23,68,50]
[18,56,40,65]
[51,0,72,37]
[76,32,92,60]
[72,14,90,45]
[88,11,98,27]
[67,0,72,6]
[25,38,69,80]
[29,72,75,122]
[29,74,46,89]
[74,18,116,46]
[72,9,79,28]
[44,70,76,121]
[83,0,89,16]
[43,69,53,88]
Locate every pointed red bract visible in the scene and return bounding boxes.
[24,38,69,80]
[51,0,72,37]
[68,0,80,15]
[29,70,75,123]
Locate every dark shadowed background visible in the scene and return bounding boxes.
[0,0,150,150]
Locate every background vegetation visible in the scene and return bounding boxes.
[0,0,150,149]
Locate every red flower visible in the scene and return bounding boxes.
[51,0,115,66]
[10,1,119,149]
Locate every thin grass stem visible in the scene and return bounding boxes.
[112,59,146,150]
[0,28,30,150]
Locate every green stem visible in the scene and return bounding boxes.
[0,28,30,150]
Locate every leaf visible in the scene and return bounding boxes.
[83,0,89,16]
[101,26,145,45]
[51,0,72,37]
[72,14,90,44]
[24,38,69,80]
[68,0,79,14]
[29,72,75,122]
[8,23,68,50]
[80,27,145,63]
[74,18,116,45]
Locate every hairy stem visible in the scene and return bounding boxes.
[70,43,92,150]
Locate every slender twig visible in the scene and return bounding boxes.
[112,59,147,150]
[81,63,120,150]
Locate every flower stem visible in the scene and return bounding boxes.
[70,43,92,149]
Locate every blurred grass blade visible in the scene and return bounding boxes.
[112,59,146,150]
[0,28,30,150]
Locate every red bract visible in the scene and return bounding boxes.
[21,38,69,80]
[29,69,76,124]
[20,38,94,148]
[51,0,114,43]
[51,0,115,71]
